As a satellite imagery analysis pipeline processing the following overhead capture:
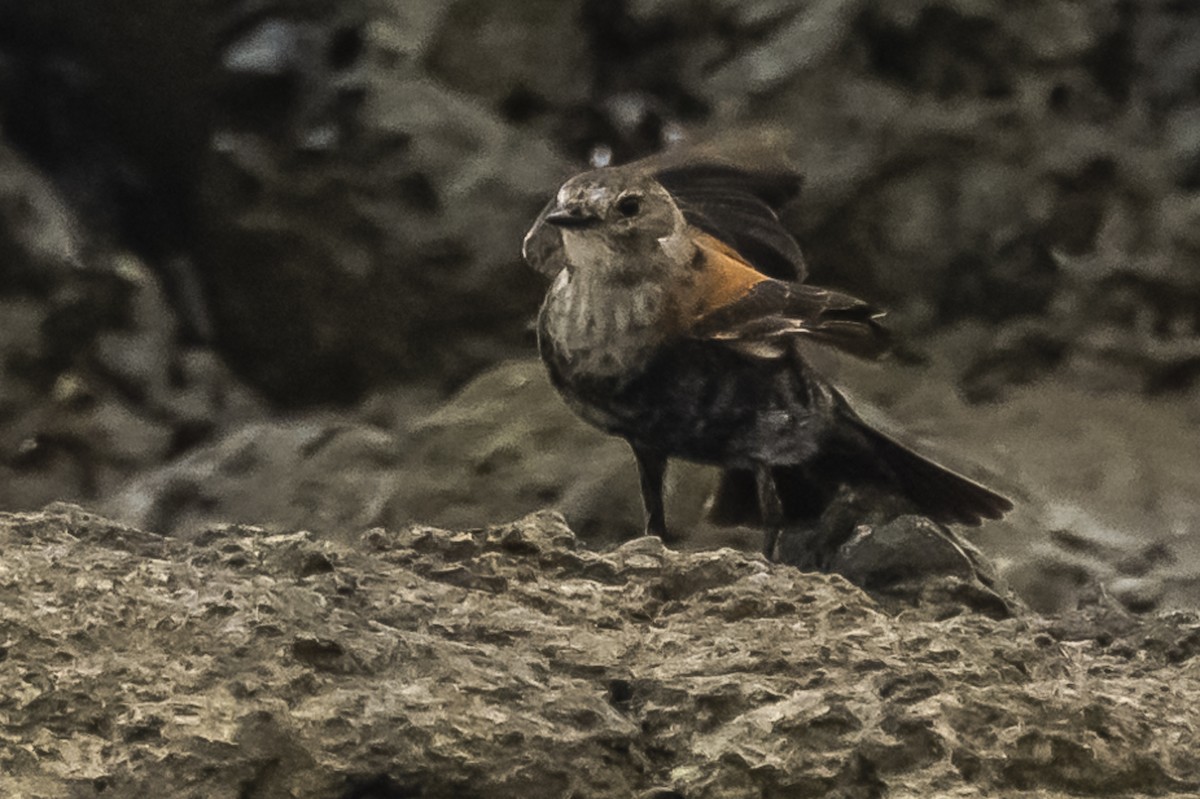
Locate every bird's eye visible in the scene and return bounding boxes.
[616,195,642,217]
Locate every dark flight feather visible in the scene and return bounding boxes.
[690,279,892,360]
[655,162,807,281]
[709,407,1014,530]
[847,416,1014,526]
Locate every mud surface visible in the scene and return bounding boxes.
[4,507,1200,799]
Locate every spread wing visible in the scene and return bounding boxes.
[655,162,806,281]
[684,231,890,360]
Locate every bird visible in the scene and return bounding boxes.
[523,159,1012,561]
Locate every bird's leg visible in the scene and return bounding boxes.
[755,464,784,561]
[631,443,670,541]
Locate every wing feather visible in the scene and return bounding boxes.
[655,162,806,281]
[685,232,890,360]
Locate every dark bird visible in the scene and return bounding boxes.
[523,160,1012,560]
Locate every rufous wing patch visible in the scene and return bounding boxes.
[681,227,893,360]
[684,230,770,323]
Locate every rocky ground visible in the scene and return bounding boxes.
[3,0,1200,795]
[5,507,1200,799]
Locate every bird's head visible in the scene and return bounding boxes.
[523,166,690,279]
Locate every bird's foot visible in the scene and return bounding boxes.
[645,524,679,546]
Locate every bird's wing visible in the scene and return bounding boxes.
[655,162,806,281]
[684,231,890,360]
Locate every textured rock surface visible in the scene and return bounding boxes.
[195,10,571,400]
[100,415,406,544]
[6,0,1200,402]
[0,141,261,513]
[100,361,711,546]
[3,507,1200,799]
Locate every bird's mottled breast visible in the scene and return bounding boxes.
[538,268,674,382]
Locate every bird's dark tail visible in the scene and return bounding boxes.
[837,414,1013,526]
[708,415,1012,528]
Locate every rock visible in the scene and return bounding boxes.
[703,0,867,97]
[6,0,1200,409]
[0,0,215,256]
[3,507,1200,798]
[0,140,84,273]
[0,142,262,514]
[193,1,572,403]
[101,360,720,546]
[374,0,449,60]
[424,0,591,111]
[3,0,572,404]
[376,360,686,542]
[829,515,1015,619]
[1109,576,1165,614]
[102,416,404,542]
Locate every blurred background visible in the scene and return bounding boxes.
[1,0,1198,613]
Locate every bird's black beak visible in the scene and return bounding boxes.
[544,207,601,229]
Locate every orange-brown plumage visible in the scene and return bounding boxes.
[682,229,770,325]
